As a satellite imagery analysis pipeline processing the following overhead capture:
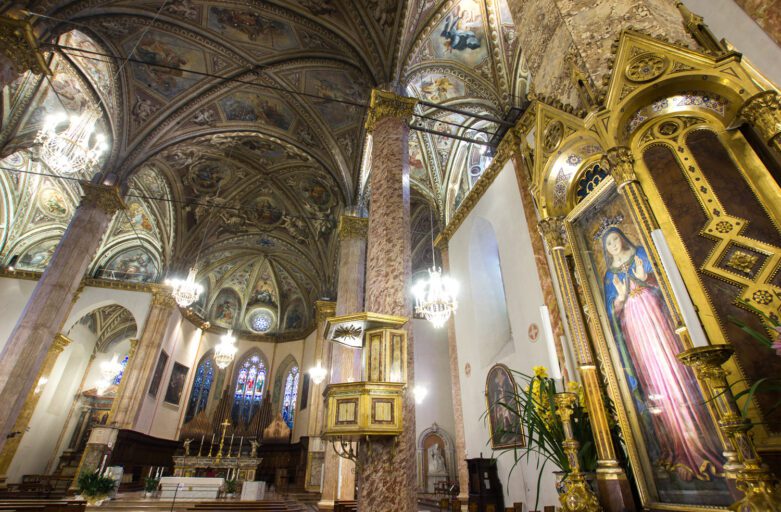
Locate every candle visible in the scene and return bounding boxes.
[198,435,204,457]
[229,433,234,456]
[99,454,107,474]
[148,466,153,477]
[539,305,563,380]
[238,437,243,458]
[651,230,709,348]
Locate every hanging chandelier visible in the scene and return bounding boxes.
[413,266,459,329]
[166,267,204,308]
[35,109,108,175]
[214,329,238,369]
[308,360,328,385]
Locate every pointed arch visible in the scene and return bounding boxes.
[231,348,269,425]
[273,354,300,429]
[185,350,216,423]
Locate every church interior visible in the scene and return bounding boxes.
[1,0,781,511]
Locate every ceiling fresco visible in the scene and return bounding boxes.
[0,0,530,337]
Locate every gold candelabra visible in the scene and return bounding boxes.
[216,420,230,463]
[678,345,781,511]
[554,392,603,512]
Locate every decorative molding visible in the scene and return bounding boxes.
[52,333,72,353]
[739,91,781,150]
[364,89,418,133]
[315,300,337,324]
[538,216,567,252]
[79,181,126,215]
[602,147,637,188]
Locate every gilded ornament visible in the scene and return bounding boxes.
[79,181,126,215]
[543,121,564,153]
[725,250,758,274]
[0,16,51,76]
[656,120,680,137]
[52,333,72,353]
[364,89,418,132]
[603,147,637,186]
[538,217,566,251]
[333,325,362,343]
[625,53,668,83]
[338,215,368,240]
[151,286,176,308]
[315,300,336,324]
[739,91,781,149]
[715,221,734,234]
[752,290,773,306]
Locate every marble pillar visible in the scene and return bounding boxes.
[110,287,175,429]
[318,215,367,509]
[0,181,124,454]
[436,246,469,506]
[357,89,418,512]
[0,333,71,487]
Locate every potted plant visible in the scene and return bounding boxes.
[484,366,598,510]
[76,469,117,506]
[224,478,238,498]
[143,477,159,498]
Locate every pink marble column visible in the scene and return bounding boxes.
[318,215,367,509]
[437,246,470,505]
[357,89,418,512]
[110,287,176,429]
[0,181,124,453]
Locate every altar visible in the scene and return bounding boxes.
[159,477,224,499]
[172,455,262,482]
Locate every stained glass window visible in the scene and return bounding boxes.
[281,366,299,429]
[232,353,267,425]
[184,354,214,423]
[111,355,129,385]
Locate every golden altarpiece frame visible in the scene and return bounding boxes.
[516,30,781,511]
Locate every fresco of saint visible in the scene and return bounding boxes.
[601,226,723,481]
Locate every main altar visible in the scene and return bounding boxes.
[172,455,261,481]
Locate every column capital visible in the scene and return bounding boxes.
[538,216,568,252]
[0,15,51,77]
[52,333,72,353]
[79,181,126,215]
[338,215,368,240]
[315,300,336,324]
[603,147,637,188]
[150,285,176,309]
[739,91,781,149]
[364,89,418,132]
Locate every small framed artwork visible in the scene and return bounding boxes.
[148,350,169,398]
[164,362,189,406]
[485,363,524,449]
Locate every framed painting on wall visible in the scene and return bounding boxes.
[485,363,524,449]
[164,362,189,406]
[148,350,169,397]
[565,176,731,508]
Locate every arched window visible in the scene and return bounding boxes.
[281,366,299,428]
[112,355,129,385]
[232,351,267,425]
[185,353,214,423]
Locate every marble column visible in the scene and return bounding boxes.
[537,217,636,512]
[0,333,71,487]
[0,14,50,89]
[110,286,175,429]
[357,89,418,512]
[318,215,367,509]
[436,245,469,506]
[0,181,124,454]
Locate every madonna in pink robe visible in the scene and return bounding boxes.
[602,227,722,480]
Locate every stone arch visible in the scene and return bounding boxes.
[416,423,456,493]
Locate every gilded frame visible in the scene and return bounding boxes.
[484,363,525,450]
[564,176,732,510]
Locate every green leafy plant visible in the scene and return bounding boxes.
[77,470,116,498]
[225,478,238,494]
[483,366,596,510]
[144,477,159,493]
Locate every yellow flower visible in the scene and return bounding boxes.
[532,365,549,379]
[566,381,588,412]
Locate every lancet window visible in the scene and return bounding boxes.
[232,352,267,425]
[281,366,299,428]
[185,353,214,423]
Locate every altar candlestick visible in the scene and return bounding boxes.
[651,229,709,348]
[99,454,107,474]
[238,437,243,459]
[198,434,204,457]
[229,433,234,456]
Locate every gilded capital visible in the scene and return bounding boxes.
[315,300,336,324]
[52,333,72,353]
[151,285,176,309]
[128,338,139,357]
[364,89,418,132]
[538,217,567,251]
[603,147,637,187]
[554,391,577,423]
[338,215,368,240]
[739,91,781,149]
[79,181,127,215]
[0,16,51,76]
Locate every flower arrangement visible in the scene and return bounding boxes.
[224,478,238,496]
[143,477,159,495]
[485,365,598,510]
[77,469,116,505]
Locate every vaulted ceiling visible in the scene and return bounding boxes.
[0,0,529,337]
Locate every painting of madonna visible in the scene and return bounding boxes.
[575,198,732,505]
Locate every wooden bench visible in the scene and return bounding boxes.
[334,500,357,512]
[0,500,85,512]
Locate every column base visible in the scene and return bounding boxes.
[316,500,335,511]
[596,468,636,512]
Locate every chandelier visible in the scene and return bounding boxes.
[413,266,459,329]
[166,267,203,308]
[35,109,108,175]
[308,360,328,385]
[214,329,238,369]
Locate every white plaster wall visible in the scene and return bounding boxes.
[292,329,317,442]
[413,318,456,444]
[682,0,781,86]
[448,160,561,509]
